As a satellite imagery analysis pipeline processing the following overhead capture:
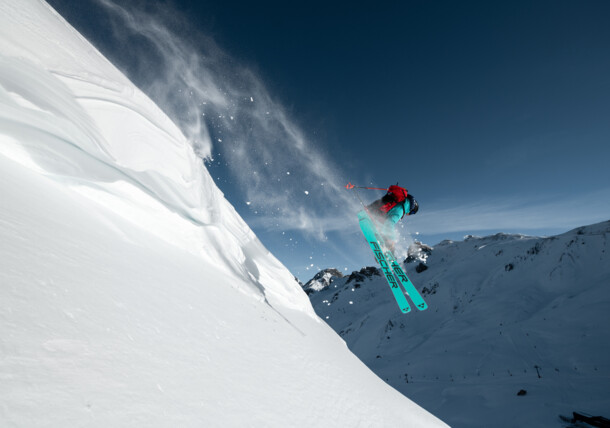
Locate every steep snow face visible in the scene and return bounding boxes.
[306,222,610,428]
[0,0,308,314]
[0,1,448,427]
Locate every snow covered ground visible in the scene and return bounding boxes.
[304,222,610,428]
[0,1,448,427]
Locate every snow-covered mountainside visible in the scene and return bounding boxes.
[0,1,448,427]
[305,221,610,428]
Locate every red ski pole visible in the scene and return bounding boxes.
[345,182,388,191]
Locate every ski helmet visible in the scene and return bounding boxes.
[407,194,419,215]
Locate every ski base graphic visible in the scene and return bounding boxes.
[358,210,427,313]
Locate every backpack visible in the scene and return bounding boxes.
[368,185,409,214]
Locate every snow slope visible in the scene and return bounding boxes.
[305,222,610,428]
[0,1,448,427]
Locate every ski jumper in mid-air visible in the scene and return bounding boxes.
[366,185,419,252]
[350,182,427,313]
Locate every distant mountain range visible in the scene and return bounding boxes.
[303,220,610,428]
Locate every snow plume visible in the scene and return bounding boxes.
[88,0,360,238]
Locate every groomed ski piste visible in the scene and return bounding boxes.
[0,1,449,427]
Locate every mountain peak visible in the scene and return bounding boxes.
[302,268,345,294]
[304,220,610,428]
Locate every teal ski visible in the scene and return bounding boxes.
[358,210,411,313]
[358,210,428,312]
[386,250,428,311]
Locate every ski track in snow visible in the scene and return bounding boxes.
[0,1,449,427]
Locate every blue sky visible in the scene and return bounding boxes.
[49,0,610,279]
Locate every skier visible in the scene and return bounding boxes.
[366,185,419,252]
[352,182,428,313]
